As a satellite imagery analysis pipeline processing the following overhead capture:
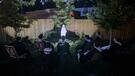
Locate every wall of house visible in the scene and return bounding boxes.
[0,19,134,43]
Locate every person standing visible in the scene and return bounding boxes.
[57,36,70,64]
[41,41,57,76]
[57,36,70,76]
[35,34,45,51]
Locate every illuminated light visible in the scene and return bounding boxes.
[0,0,3,3]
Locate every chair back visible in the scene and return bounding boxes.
[4,45,18,58]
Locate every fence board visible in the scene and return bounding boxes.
[0,19,134,43]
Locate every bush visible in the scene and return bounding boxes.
[43,30,80,43]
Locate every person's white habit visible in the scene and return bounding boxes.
[94,38,122,52]
[43,48,52,55]
[113,38,122,46]
[93,43,111,52]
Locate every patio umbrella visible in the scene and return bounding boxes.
[61,24,67,37]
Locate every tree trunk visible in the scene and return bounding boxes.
[53,25,57,31]
[14,28,20,37]
[109,28,112,45]
[14,28,17,37]
[0,26,7,42]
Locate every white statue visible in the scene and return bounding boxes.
[61,24,67,37]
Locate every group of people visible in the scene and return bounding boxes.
[10,36,32,60]
[35,34,70,64]
[35,32,122,64]
[6,32,122,76]
[10,31,122,63]
[34,34,71,75]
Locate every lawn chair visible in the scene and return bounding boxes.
[4,45,26,59]
[4,45,18,58]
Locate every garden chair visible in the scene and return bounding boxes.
[4,45,26,59]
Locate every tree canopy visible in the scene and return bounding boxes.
[52,0,74,28]
[0,0,36,36]
[87,0,135,30]
[86,0,135,44]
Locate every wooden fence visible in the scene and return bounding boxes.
[0,19,135,43]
